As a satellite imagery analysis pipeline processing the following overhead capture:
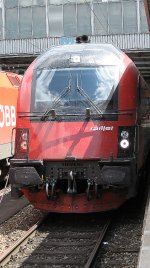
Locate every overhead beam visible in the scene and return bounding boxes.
[137,67,150,69]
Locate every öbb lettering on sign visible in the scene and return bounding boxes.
[0,105,16,128]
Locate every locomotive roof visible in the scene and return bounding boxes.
[34,43,125,69]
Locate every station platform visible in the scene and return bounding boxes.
[137,186,150,268]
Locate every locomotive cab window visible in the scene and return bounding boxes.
[31,66,119,120]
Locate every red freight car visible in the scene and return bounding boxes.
[0,72,21,181]
[9,36,150,212]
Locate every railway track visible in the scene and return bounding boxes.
[0,214,112,267]
[0,194,147,268]
[84,219,111,268]
[1,187,146,268]
[0,216,46,267]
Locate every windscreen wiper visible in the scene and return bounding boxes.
[76,75,103,116]
[52,78,71,109]
[41,78,71,121]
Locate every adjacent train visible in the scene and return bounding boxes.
[0,71,22,181]
[10,36,150,212]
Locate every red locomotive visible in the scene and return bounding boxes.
[0,71,22,181]
[10,36,150,212]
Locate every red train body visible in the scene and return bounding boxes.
[0,72,22,181]
[10,40,150,212]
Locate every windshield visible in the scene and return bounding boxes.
[31,67,119,117]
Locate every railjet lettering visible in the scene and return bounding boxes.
[0,105,16,128]
[91,126,114,131]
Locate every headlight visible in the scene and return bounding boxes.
[118,126,135,158]
[22,132,28,140]
[120,139,129,149]
[15,128,29,158]
[121,130,129,139]
[20,141,28,150]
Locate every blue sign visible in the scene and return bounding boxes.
[60,36,75,45]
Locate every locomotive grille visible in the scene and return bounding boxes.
[44,160,100,180]
[44,160,101,194]
[62,161,83,167]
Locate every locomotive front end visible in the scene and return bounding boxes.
[10,43,139,212]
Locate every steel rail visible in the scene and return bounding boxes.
[0,216,46,267]
[84,218,112,268]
